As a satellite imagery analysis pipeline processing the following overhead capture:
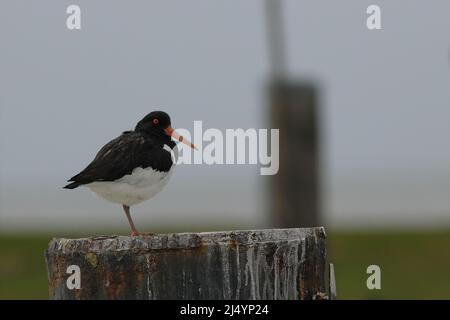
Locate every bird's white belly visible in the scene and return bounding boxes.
[86,166,174,206]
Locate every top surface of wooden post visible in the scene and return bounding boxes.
[45,227,327,300]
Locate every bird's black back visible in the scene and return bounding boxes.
[64,131,174,188]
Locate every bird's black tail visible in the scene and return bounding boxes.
[63,181,83,189]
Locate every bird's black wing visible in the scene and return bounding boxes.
[64,132,173,188]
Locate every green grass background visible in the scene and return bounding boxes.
[1,230,450,299]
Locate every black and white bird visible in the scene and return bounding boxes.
[64,111,196,236]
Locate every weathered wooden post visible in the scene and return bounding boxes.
[45,227,328,300]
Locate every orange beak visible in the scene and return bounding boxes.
[165,127,198,150]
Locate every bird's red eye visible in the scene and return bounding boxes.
[153,118,159,125]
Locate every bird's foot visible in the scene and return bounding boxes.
[130,230,140,237]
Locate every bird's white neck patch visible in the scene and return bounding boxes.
[163,144,172,153]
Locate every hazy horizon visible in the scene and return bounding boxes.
[1,0,450,231]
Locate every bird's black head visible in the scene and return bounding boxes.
[136,111,172,132]
[135,111,197,150]
[134,111,174,145]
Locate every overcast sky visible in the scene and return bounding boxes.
[1,1,450,232]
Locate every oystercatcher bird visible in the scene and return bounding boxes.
[64,111,196,236]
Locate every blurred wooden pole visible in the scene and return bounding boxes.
[268,81,320,228]
[264,0,320,228]
[264,0,287,79]
[45,228,328,300]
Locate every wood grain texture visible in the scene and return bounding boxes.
[45,227,327,300]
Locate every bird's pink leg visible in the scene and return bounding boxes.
[122,205,139,236]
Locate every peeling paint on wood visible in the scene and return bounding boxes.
[45,227,327,300]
